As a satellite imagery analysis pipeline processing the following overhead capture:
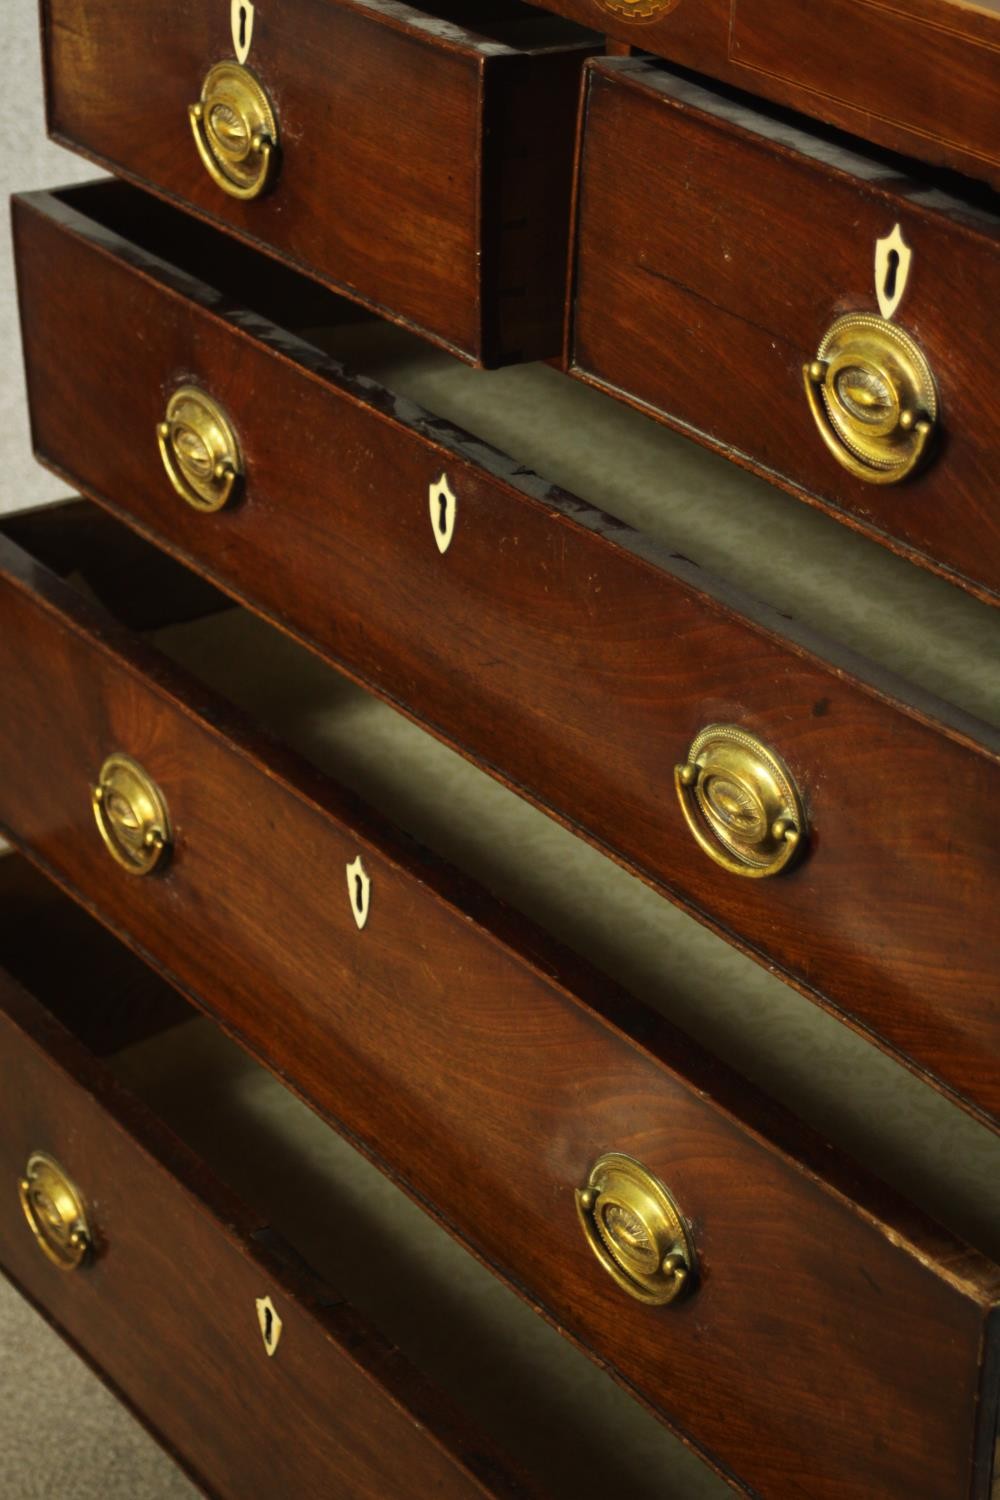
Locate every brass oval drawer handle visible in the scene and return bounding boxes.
[157,386,242,513]
[675,724,805,879]
[19,1152,92,1271]
[803,313,937,485]
[576,1153,694,1306]
[189,61,278,201]
[93,753,172,876]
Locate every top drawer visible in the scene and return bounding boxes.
[41,0,595,365]
[569,60,1000,604]
[527,0,1000,188]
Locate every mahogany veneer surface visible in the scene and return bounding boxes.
[10,0,1000,1492]
[41,0,595,364]
[0,509,997,1498]
[0,960,535,1500]
[569,60,1000,602]
[13,184,1000,1132]
[525,0,1000,188]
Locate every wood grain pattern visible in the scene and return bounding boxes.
[523,0,1000,187]
[0,516,997,1499]
[569,60,1000,603]
[13,186,1000,1132]
[41,0,594,365]
[0,950,538,1500]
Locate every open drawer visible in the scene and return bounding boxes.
[0,502,999,1498]
[568,61,1000,603]
[0,855,741,1499]
[0,859,543,1500]
[13,181,1000,1131]
[39,0,594,365]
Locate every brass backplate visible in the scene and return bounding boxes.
[576,1153,695,1306]
[19,1152,92,1271]
[805,313,937,484]
[158,385,242,512]
[675,724,806,878]
[595,0,681,19]
[190,61,278,200]
[93,753,172,876]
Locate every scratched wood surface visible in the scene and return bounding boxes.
[0,512,997,1497]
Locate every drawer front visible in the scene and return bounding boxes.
[42,0,591,365]
[0,970,533,1500]
[0,519,997,1499]
[527,0,1000,188]
[570,61,1000,602]
[15,185,1000,1132]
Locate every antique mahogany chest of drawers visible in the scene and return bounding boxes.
[3,1,1000,1497]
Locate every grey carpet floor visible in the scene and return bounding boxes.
[0,1273,195,1499]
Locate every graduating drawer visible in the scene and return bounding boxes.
[0,505,999,1499]
[14,182,1000,1132]
[524,0,1000,189]
[40,0,594,366]
[0,857,730,1500]
[0,866,538,1500]
[569,60,1000,603]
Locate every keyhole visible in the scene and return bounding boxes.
[346,856,370,930]
[438,494,449,535]
[256,1295,282,1355]
[883,248,899,303]
[239,5,248,49]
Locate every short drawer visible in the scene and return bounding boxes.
[0,505,999,1499]
[14,183,1000,1133]
[41,0,594,365]
[569,60,1000,603]
[524,0,1000,188]
[0,864,538,1500]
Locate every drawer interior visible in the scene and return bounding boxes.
[50,180,1000,729]
[0,852,729,1500]
[300,320,1000,733]
[7,501,1000,1272]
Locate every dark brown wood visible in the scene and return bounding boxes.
[41,0,596,366]
[13,187,1000,1132]
[0,854,194,1056]
[569,60,1000,603]
[0,496,229,630]
[0,515,998,1499]
[0,910,540,1500]
[523,0,1000,188]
